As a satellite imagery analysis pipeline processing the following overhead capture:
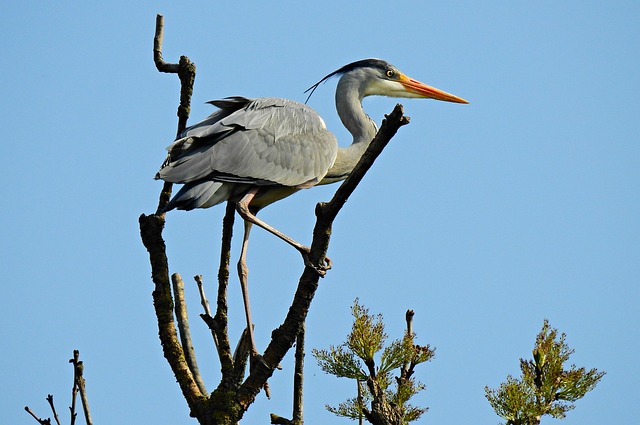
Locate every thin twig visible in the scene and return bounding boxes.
[357,379,364,425]
[405,309,414,336]
[173,273,208,396]
[70,350,93,425]
[69,361,77,425]
[402,309,415,378]
[24,406,50,425]
[195,274,222,355]
[153,14,179,73]
[195,274,212,316]
[46,395,61,425]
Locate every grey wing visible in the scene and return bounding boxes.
[156,97,338,188]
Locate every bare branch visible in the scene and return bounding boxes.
[24,406,50,425]
[139,15,208,419]
[195,274,212,316]
[194,274,225,364]
[69,350,93,425]
[173,273,208,396]
[153,14,179,73]
[318,104,410,223]
[292,324,305,424]
[45,395,61,425]
[139,213,204,414]
[402,309,415,378]
[69,362,77,425]
[237,104,410,408]
[152,14,196,214]
[214,201,237,382]
[405,310,414,336]
[153,14,196,134]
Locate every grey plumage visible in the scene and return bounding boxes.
[157,96,337,211]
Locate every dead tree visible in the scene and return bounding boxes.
[139,14,410,425]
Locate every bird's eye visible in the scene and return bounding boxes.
[386,69,395,78]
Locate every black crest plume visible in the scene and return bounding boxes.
[304,58,392,103]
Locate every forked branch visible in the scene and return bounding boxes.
[140,13,410,425]
[24,350,93,425]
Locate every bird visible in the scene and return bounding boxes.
[156,58,468,361]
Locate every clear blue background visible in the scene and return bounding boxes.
[1,2,637,424]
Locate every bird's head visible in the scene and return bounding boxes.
[306,58,468,104]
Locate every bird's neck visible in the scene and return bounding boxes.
[323,77,378,183]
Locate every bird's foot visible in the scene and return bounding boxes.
[248,349,274,399]
[299,247,332,276]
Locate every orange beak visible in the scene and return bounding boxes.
[399,74,469,104]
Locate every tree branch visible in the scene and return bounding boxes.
[153,14,179,74]
[152,14,196,215]
[173,273,208,396]
[292,324,305,424]
[318,104,410,222]
[140,14,208,418]
[69,350,93,425]
[69,358,77,425]
[194,274,225,372]
[46,395,61,425]
[139,213,205,414]
[24,406,50,425]
[402,309,414,379]
[237,104,410,408]
[195,274,212,316]
[214,201,237,382]
[273,323,306,424]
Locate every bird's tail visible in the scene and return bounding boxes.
[163,180,233,212]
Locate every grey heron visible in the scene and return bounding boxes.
[156,58,467,361]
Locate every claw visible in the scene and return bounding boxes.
[322,256,333,271]
[299,247,332,276]
[248,351,272,399]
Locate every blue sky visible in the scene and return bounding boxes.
[1,1,638,424]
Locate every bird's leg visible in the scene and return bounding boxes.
[237,220,260,362]
[236,189,331,275]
